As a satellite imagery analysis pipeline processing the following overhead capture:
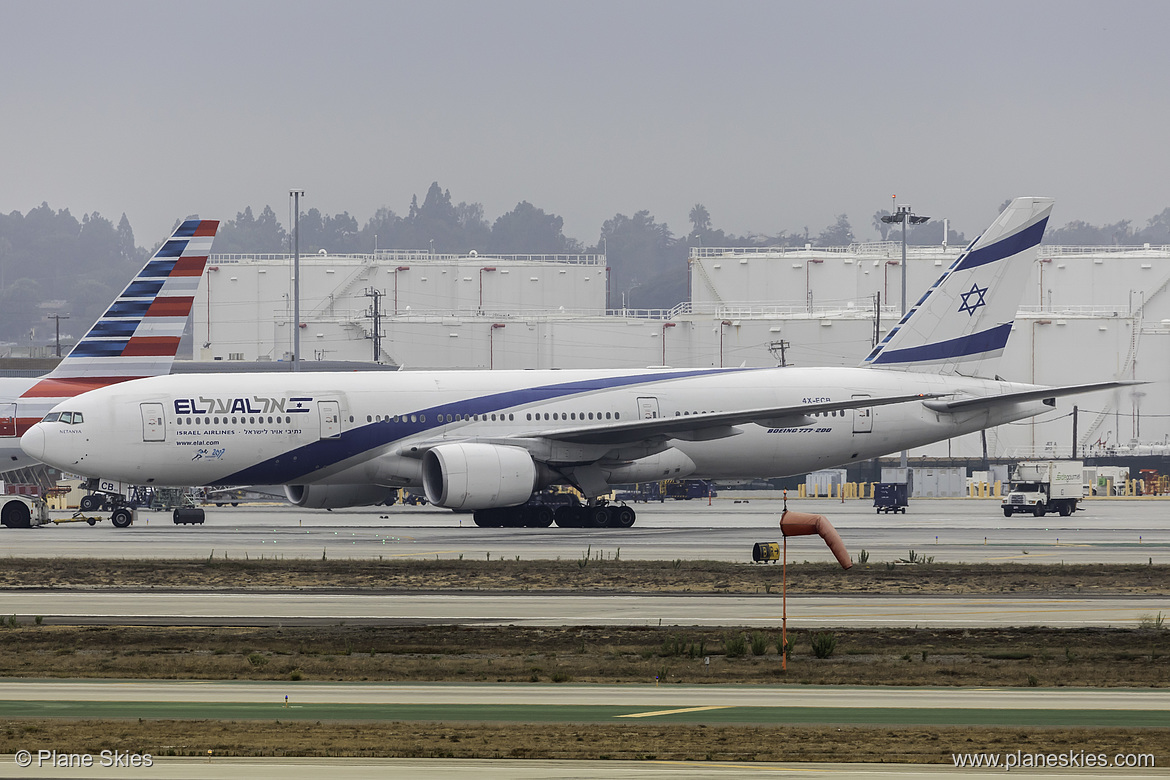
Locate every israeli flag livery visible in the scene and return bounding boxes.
[862,197,1053,376]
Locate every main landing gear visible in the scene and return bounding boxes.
[472,500,637,529]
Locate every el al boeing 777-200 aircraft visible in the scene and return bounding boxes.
[0,218,218,470]
[22,198,1130,528]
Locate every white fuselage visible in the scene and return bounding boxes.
[23,366,1048,490]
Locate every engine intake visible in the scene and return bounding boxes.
[422,443,537,510]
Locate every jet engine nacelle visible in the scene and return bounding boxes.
[422,443,537,510]
[602,447,697,484]
[284,483,399,509]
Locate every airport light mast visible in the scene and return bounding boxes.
[881,204,930,318]
[290,189,305,372]
[881,203,930,470]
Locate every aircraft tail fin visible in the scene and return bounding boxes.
[861,197,1053,376]
[27,219,219,395]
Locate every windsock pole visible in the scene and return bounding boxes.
[782,533,788,672]
[782,490,788,672]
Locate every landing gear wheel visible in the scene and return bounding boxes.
[586,506,610,528]
[110,507,134,528]
[613,506,636,528]
[79,495,101,512]
[530,506,554,528]
[554,505,582,528]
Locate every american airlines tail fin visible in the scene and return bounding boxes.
[23,219,219,397]
[861,197,1053,376]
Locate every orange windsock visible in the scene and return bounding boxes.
[780,509,853,569]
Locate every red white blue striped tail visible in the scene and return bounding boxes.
[21,219,219,398]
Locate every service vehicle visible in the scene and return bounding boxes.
[1001,460,1083,517]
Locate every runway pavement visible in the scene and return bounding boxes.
[3,680,1167,711]
[3,591,1167,629]
[4,495,1168,566]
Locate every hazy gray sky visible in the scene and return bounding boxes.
[4,0,1168,247]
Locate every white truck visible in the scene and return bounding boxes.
[1002,460,1083,517]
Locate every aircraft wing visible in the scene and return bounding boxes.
[518,392,943,446]
[922,380,1144,413]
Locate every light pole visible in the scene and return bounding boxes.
[880,204,930,319]
[881,203,930,471]
[290,189,305,372]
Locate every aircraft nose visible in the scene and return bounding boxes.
[20,425,45,462]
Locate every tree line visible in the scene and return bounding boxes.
[3,186,1170,343]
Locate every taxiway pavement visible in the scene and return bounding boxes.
[5,495,1167,566]
[3,591,1166,629]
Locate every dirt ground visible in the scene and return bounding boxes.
[0,623,1166,688]
[0,557,1167,595]
[0,720,1165,764]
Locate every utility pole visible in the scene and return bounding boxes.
[46,314,69,357]
[768,339,790,367]
[364,287,384,363]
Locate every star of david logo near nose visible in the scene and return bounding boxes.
[958,283,988,316]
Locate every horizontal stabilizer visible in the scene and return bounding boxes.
[923,380,1144,413]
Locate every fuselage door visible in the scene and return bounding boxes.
[852,394,873,434]
[636,396,660,420]
[318,400,341,439]
[0,404,15,437]
[141,402,166,442]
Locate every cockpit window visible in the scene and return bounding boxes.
[72,412,83,424]
[42,412,60,423]
[59,412,73,424]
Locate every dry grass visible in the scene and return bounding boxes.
[0,624,1167,688]
[0,557,1167,594]
[0,720,1165,763]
